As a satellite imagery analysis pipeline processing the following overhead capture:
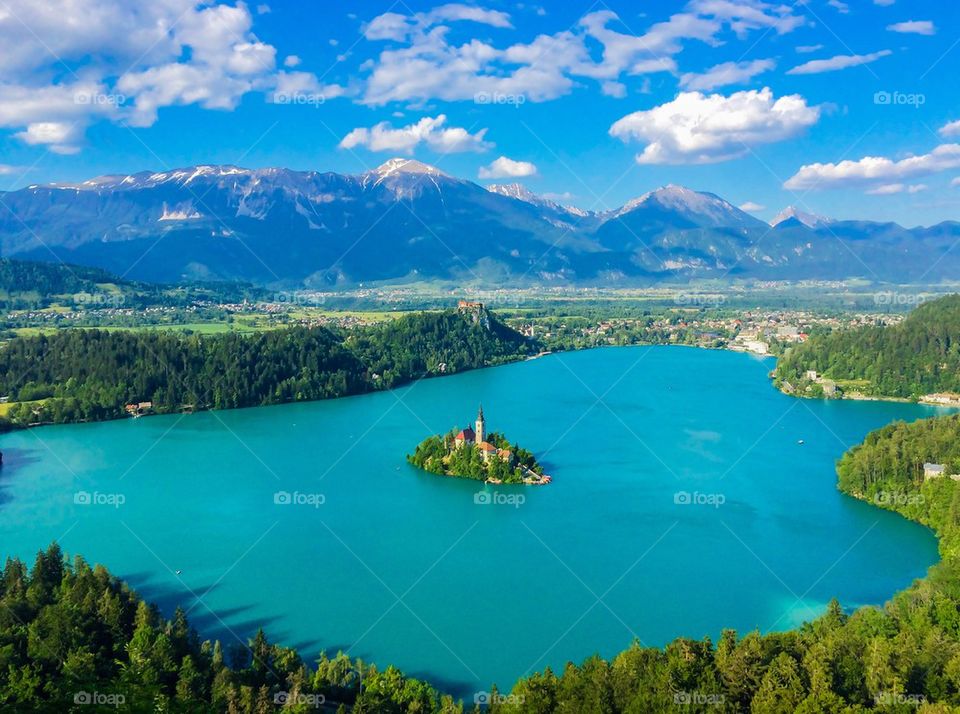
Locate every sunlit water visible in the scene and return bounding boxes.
[0,347,946,696]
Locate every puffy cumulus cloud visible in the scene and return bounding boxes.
[942,120,960,137]
[784,144,960,190]
[363,3,511,42]
[679,58,775,91]
[339,115,491,154]
[887,20,936,35]
[478,156,538,178]
[15,122,83,154]
[0,0,341,148]
[787,50,892,75]
[739,201,765,211]
[359,1,805,105]
[610,87,820,165]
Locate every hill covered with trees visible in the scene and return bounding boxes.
[774,294,960,399]
[0,307,536,427]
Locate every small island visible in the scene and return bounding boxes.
[407,405,551,485]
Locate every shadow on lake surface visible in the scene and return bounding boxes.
[0,447,43,506]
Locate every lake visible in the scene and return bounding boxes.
[0,346,947,696]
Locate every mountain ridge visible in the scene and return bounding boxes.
[1,159,958,286]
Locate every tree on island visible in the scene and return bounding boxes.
[407,409,547,484]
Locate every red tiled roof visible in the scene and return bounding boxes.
[455,427,475,441]
[479,441,497,452]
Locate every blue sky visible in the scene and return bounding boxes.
[0,0,957,225]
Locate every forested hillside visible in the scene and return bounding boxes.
[775,294,960,398]
[0,544,455,712]
[0,307,535,427]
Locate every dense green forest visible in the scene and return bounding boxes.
[8,416,960,710]
[0,308,536,428]
[0,257,271,312]
[775,295,960,399]
[0,544,460,712]
[408,430,543,484]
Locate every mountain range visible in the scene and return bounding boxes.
[0,158,956,286]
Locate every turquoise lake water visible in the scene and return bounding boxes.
[0,346,948,696]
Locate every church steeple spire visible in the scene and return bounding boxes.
[475,403,486,444]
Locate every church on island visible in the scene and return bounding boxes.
[407,404,551,485]
[453,405,514,465]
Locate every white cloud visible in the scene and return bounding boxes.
[14,122,82,154]
[339,114,491,154]
[866,183,904,195]
[952,177,960,187]
[828,0,850,13]
[284,55,302,68]
[864,183,926,195]
[359,2,804,105]
[874,0,895,5]
[363,3,512,42]
[0,0,338,149]
[679,59,775,91]
[887,20,935,35]
[0,164,18,175]
[940,120,960,137]
[796,44,823,53]
[787,50,892,75]
[478,156,538,178]
[601,81,627,98]
[785,144,960,189]
[610,87,820,165]
[739,201,764,211]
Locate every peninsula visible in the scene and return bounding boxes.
[407,405,551,485]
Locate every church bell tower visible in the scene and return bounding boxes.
[475,404,485,444]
